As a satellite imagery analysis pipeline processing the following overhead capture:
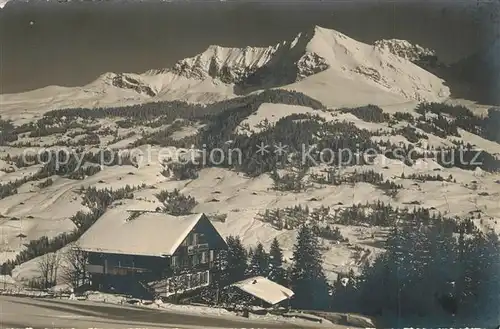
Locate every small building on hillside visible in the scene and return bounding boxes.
[231,276,294,308]
[78,211,227,298]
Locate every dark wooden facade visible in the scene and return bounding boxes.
[86,214,227,298]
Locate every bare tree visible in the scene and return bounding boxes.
[60,243,89,290]
[37,252,61,289]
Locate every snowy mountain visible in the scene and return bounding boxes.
[0,24,499,313]
[151,26,449,103]
[0,26,450,121]
[0,0,11,8]
[373,39,436,63]
[153,26,449,102]
[152,29,330,91]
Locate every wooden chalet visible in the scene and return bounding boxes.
[78,211,227,298]
[231,276,294,308]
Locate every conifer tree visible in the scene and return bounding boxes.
[290,225,329,310]
[247,247,254,261]
[476,231,500,321]
[248,243,268,277]
[268,237,286,285]
[356,221,500,324]
[457,230,500,320]
[224,235,247,284]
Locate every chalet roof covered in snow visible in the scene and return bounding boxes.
[232,276,294,305]
[78,212,206,257]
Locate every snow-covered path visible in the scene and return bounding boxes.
[0,295,354,329]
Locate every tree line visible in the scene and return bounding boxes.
[163,111,499,177]
[255,201,476,233]
[333,222,500,326]
[309,168,402,195]
[196,226,330,311]
[346,102,500,145]
[155,188,198,216]
[200,217,500,326]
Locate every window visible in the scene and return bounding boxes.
[192,233,198,246]
[192,254,200,266]
[184,233,193,246]
[117,256,134,268]
[171,256,178,268]
[200,271,209,285]
[201,251,209,264]
[198,233,206,244]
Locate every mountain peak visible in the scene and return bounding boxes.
[78,25,449,105]
[0,0,10,9]
[134,25,449,103]
[157,27,331,92]
[296,24,330,38]
[159,25,360,89]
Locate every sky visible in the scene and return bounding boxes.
[0,0,498,94]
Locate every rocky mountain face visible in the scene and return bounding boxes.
[111,74,157,97]
[1,19,499,321]
[154,27,332,94]
[373,39,437,63]
[0,25,451,115]
[149,26,449,101]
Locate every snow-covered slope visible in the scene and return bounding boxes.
[0,0,10,8]
[4,25,497,292]
[284,27,448,107]
[0,26,450,122]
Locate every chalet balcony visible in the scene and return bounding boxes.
[148,269,211,298]
[86,263,151,276]
[107,266,151,276]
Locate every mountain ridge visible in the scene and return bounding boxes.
[1,25,451,120]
